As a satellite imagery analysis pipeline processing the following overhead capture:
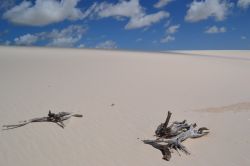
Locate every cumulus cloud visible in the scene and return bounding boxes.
[3,0,169,29]
[3,0,83,26]
[160,35,175,43]
[126,11,168,29]
[238,0,250,9]
[14,34,38,45]
[46,25,86,47]
[160,24,180,43]
[96,40,117,49]
[93,0,169,29]
[205,25,226,34]
[166,24,180,34]
[14,25,87,47]
[185,0,233,22]
[154,0,174,8]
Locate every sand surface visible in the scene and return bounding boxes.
[0,46,250,166]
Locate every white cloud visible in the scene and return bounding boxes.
[154,0,174,8]
[166,24,180,34]
[160,24,179,44]
[4,0,169,29]
[96,40,117,49]
[185,0,233,22]
[78,44,85,48]
[46,25,86,47]
[3,0,83,26]
[238,0,250,9]
[161,35,175,43]
[205,25,226,34]
[164,20,171,27]
[97,0,142,18]
[241,36,247,39]
[48,37,79,47]
[13,25,87,47]
[14,34,38,45]
[126,11,168,29]
[94,0,169,29]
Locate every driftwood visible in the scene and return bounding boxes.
[143,111,209,161]
[155,111,190,138]
[3,111,83,130]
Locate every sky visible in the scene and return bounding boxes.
[0,0,249,51]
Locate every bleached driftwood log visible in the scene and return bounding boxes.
[143,111,209,161]
[3,111,83,130]
[155,111,190,138]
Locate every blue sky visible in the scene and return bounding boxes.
[0,0,249,51]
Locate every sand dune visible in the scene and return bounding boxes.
[0,46,250,166]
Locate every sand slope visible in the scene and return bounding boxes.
[0,46,250,166]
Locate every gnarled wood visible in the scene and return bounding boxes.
[155,111,189,138]
[3,111,83,130]
[144,112,209,161]
[155,111,172,137]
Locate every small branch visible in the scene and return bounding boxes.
[2,111,83,130]
[163,111,172,129]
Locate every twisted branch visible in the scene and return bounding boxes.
[3,111,83,130]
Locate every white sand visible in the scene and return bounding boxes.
[0,46,250,166]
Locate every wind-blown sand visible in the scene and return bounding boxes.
[0,46,249,166]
